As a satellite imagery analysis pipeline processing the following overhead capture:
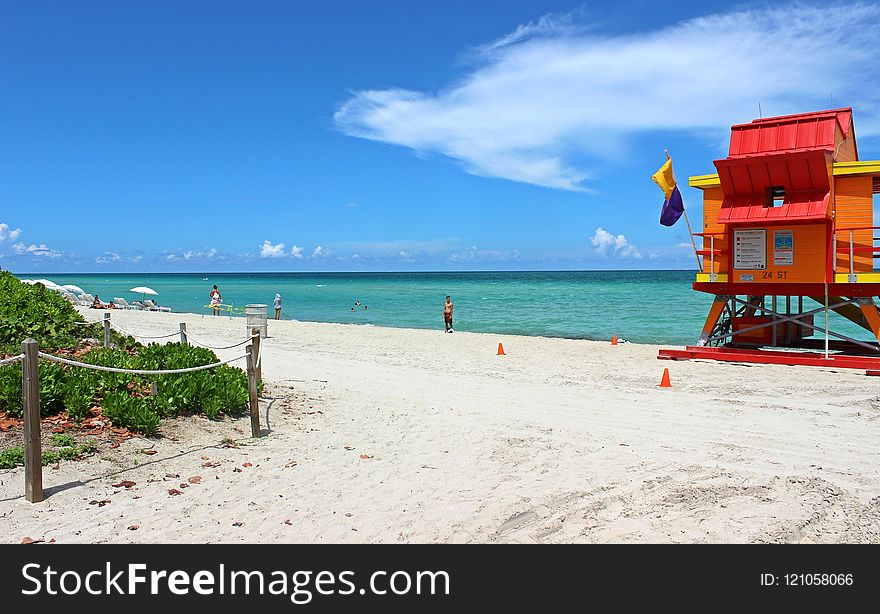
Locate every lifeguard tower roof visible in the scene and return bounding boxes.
[712,108,858,225]
[728,107,856,160]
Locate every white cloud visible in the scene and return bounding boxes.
[131,255,143,263]
[343,202,360,208]
[0,223,22,242]
[95,252,121,264]
[335,3,880,191]
[591,228,641,258]
[164,248,219,261]
[448,245,520,263]
[260,240,287,259]
[311,245,326,258]
[259,241,305,259]
[13,242,62,258]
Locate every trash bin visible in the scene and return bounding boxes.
[246,304,268,339]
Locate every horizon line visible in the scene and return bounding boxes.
[12,268,699,275]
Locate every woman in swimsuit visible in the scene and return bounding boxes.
[210,285,222,316]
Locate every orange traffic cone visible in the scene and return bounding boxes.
[497,342,506,355]
[658,368,672,388]
[611,335,618,345]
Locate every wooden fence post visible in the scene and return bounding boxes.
[22,338,42,503]
[251,327,262,384]
[179,322,188,345]
[246,345,260,438]
[103,312,111,348]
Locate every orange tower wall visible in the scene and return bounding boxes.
[701,187,727,274]
[728,224,827,283]
[834,176,873,274]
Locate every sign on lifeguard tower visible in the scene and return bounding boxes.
[658,108,880,371]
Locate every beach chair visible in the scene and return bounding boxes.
[144,299,171,313]
[113,297,141,310]
[60,291,86,307]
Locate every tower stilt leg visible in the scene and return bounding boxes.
[698,295,728,346]
[857,298,880,341]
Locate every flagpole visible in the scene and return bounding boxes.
[666,150,703,273]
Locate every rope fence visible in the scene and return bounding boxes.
[38,351,250,374]
[83,312,265,379]
[0,354,24,367]
[82,313,258,350]
[0,311,270,504]
[106,319,180,341]
[181,329,258,350]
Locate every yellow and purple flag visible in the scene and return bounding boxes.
[652,155,684,227]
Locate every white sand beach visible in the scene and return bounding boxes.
[2,308,879,543]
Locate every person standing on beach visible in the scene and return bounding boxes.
[210,285,222,316]
[274,293,282,320]
[443,295,454,333]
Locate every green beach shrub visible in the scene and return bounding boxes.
[0,361,66,417]
[0,446,24,469]
[136,343,217,370]
[77,439,98,454]
[59,446,80,460]
[0,439,98,469]
[210,365,249,415]
[61,369,96,422]
[37,361,65,416]
[0,270,84,352]
[138,344,249,419]
[0,363,21,415]
[102,391,161,435]
[50,432,75,447]
[81,346,137,392]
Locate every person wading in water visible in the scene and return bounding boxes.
[443,295,454,333]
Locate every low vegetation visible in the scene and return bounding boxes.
[0,437,98,469]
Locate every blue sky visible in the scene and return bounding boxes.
[2,0,879,273]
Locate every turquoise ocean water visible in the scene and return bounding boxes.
[22,271,871,346]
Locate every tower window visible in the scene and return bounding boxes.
[765,186,785,207]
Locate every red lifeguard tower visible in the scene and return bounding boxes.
[659,108,880,371]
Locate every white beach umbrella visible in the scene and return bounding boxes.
[32,278,60,289]
[130,286,158,302]
[62,284,86,294]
